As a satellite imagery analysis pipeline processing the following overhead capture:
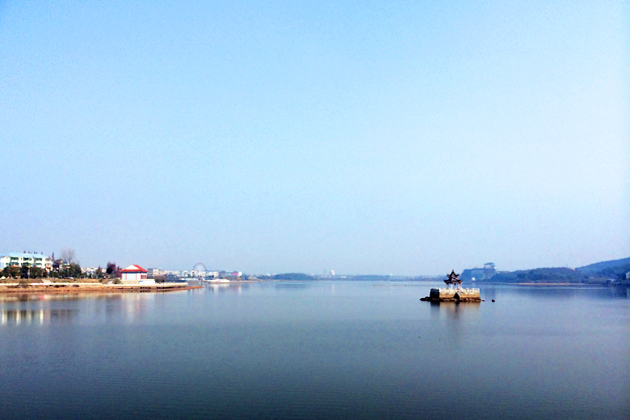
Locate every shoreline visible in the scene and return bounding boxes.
[0,279,620,295]
[485,282,611,286]
[0,282,202,294]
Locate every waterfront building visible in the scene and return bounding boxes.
[0,253,52,270]
[81,267,100,276]
[461,262,497,281]
[121,265,149,281]
[147,268,181,278]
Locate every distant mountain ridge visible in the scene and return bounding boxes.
[480,257,630,284]
[575,257,630,273]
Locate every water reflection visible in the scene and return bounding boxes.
[0,294,87,302]
[424,301,482,351]
[478,284,630,300]
[1,309,78,325]
[610,286,630,299]
[482,287,497,301]
[206,283,247,294]
[429,301,481,321]
[0,293,148,303]
[121,293,150,322]
[273,282,312,290]
[0,293,156,326]
[0,281,628,420]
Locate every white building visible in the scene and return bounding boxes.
[120,265,154,285]
[81,267,102,276]
[121,265,148,281]
[0,253,52,270]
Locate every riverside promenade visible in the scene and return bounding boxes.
[0,282,202,294]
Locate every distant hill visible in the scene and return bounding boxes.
[575,257,630,274]
[272,273,315,280]
[461,264,496,282]
[471,257,630,284]
[490,267,589,283]
[346,275,391,281]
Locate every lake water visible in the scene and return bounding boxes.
[0,281,628,419]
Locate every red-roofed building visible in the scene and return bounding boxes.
[121,265,148,281]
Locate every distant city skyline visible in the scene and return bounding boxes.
[0,248,623,278]
[1,1,627,275]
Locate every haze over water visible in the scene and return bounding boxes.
[1,281,628,419]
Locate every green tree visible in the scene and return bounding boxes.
[106,262,121,278]
[21,263,30,279]
[30,266,43,278]
[106,262,115,277]
[3,266,20,279]
[69,263,82,279]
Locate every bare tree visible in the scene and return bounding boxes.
[61,248,76,264]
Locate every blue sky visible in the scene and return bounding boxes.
[0,1,628,275]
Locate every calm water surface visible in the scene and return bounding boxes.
[0,281,628,419]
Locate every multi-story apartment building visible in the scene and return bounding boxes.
[0,253,53,270]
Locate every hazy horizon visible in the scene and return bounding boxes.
[1,1,628,275]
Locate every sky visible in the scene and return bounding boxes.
[0,1,628,275]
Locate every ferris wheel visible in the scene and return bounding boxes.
[192,262,207,279]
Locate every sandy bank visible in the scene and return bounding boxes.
[0,282,202,294]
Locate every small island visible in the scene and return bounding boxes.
[420,270,481,302]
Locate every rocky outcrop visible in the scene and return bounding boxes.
[420,288,481,302]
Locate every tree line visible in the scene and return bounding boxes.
[1,259,122,281]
